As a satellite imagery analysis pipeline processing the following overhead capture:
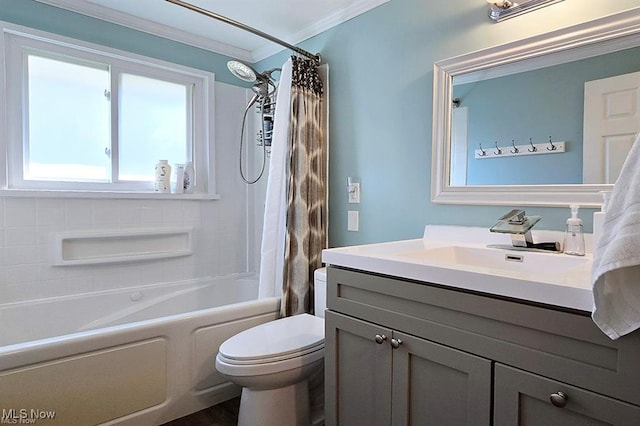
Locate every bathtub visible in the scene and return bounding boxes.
[0,274,280,425]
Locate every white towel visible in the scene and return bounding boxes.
[592,133,640,340]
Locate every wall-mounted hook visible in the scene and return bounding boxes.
[510,139,519,154]
[452,98,461,108]
[478,143,486,156]
[547,136,557,151]
[494,141,502,155]
[528,138,537,152]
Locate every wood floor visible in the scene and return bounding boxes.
[161,398,239,426]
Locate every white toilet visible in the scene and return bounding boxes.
[215,268,327,426]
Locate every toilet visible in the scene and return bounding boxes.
[215,268,327,426]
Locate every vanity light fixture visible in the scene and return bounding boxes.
[486,0,564,22]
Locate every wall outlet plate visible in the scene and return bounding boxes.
[348,210,359,231]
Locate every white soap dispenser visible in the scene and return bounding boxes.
[563,204,585,256]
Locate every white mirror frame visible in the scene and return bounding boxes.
[431,8,640,207]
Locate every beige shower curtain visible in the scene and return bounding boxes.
[281,56,327,317]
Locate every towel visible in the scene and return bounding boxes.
[592,133,640,340]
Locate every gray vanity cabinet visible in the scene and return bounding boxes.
[326,311,492,426]
[325,266,640,425]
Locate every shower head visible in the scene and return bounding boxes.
[227,60,258,83]
[227,60,282,85]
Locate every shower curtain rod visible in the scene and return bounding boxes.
[165,0,321,64]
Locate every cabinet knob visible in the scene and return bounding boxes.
[374,334,387,344]
[390,338,403,349]
[549,391,568,408]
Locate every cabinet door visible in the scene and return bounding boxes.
[325,311,393,426]
[494,364,640,426]
[391,331,492,426]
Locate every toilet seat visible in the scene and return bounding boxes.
[218,314,324,365]
[218,343,324,365]
[216,346,324,378]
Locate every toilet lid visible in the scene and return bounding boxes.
[218,314,324,363]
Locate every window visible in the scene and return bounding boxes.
[2,25,217,198]
[26,54,111,182]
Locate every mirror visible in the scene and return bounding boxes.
[431,8,640,207]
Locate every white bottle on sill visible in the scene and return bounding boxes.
[183,161,194,194]
[174,164,185,194]
[154,160,171,193]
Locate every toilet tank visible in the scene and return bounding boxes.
[314,267,327,318]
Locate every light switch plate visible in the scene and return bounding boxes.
[348,182,360,203]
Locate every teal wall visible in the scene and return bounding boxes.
[257,0,640,247]
[2,0,639,248]
[0,0,246,87]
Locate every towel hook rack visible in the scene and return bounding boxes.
[475,138,566,159]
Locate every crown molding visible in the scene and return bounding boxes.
[251,0,390,62]
[34,0,253,61]
[35,0,389,63]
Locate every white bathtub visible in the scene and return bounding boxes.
[0,274,280,425]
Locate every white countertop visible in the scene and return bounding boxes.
[322,225,594,312]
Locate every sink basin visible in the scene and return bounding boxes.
[322,225,596,311]
[395,245,591,276]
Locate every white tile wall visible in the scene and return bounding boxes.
[0,82,262,304]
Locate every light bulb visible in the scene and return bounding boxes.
[486,0,509,6]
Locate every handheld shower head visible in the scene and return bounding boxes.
[251,80,269,98]
[242,85,265,113]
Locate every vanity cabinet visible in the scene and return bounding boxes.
[324,266,640,425]
[326,310,491,425]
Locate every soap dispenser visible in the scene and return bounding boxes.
[563,204,585,256]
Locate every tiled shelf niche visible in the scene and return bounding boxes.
[52,227,193,266]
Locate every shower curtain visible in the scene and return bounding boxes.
[258,56,327,317]
[258,59,292,300]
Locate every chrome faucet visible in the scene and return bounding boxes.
[489,209,560,252]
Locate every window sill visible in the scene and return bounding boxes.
[0,188,221,200]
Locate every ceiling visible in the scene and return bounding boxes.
[35,0,389,62]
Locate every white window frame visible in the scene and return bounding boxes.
[0,22,219,199]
